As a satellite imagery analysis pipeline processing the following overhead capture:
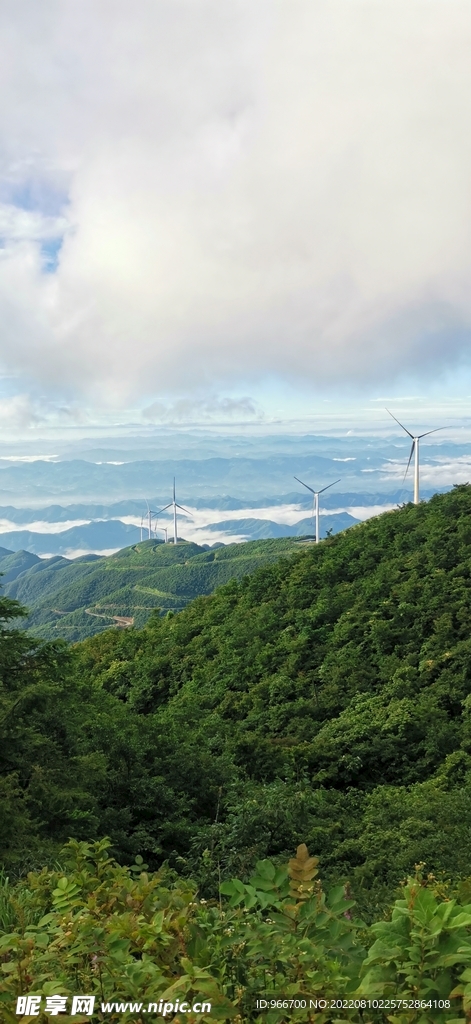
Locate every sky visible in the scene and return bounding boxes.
[1,1,471,434]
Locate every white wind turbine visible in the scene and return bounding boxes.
[156,478,191,544]
[386,409,446,505]
[144,499,158,539]
[294,476,340,543]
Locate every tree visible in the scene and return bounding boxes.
[0,595,99,868]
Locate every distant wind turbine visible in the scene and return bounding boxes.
[294,476,340,543]
[386,409,446,505]
[144,499,157,539]
[156,478,191,544]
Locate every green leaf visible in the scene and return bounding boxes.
[219,881,237,896]
[253,859,276,881]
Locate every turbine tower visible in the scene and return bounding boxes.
[294,476,340,543]
[386,409,445,505]
[155,524,168,544]
[156,478,191,544]
[144,499,157,539]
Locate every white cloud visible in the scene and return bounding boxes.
[0,203,67,243]
[0,391,88,433]
[142,395,263,423]
[0,518,90,533]
[382,453,471,487]
[0,394,43,429]
[0,454,58,462]
[0,1,471,410]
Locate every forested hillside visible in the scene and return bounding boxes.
[3,485,471,917]
[1,537,299,641]
[4,486,471,1020]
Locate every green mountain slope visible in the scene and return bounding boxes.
[2,537,301,641]
[4,486,471,916]
[68,485,471,901]
[0,547,41,582]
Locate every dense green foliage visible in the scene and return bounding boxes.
[58,485,471,905]
[1,839,470,1023]
[2,538,300,641]
[4,485,471,1017]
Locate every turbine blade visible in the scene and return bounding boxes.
[318,478,341,494]
[386,407,413,439]
[417,426,447,438]
[294,475,315,494]
[403,440,415,483]
[175,504,192,516]
[155,503,172,514]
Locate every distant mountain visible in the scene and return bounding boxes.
[0,547,41,582]
[0,452,446,503]
[203,518,294,540]
[203,512,360,540]
[0,520,141,556]
[0,491,441,529]
[2,537,302,642]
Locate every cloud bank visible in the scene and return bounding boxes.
[1,0,471,413]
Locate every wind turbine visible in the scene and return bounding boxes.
[144,499,158,539]
[156,478,191,544]
[294,476,340,543]
[155,524,168,544]
[386,409,446,505]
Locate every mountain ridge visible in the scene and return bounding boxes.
[1,536,303,640]
[3,486,471,915]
